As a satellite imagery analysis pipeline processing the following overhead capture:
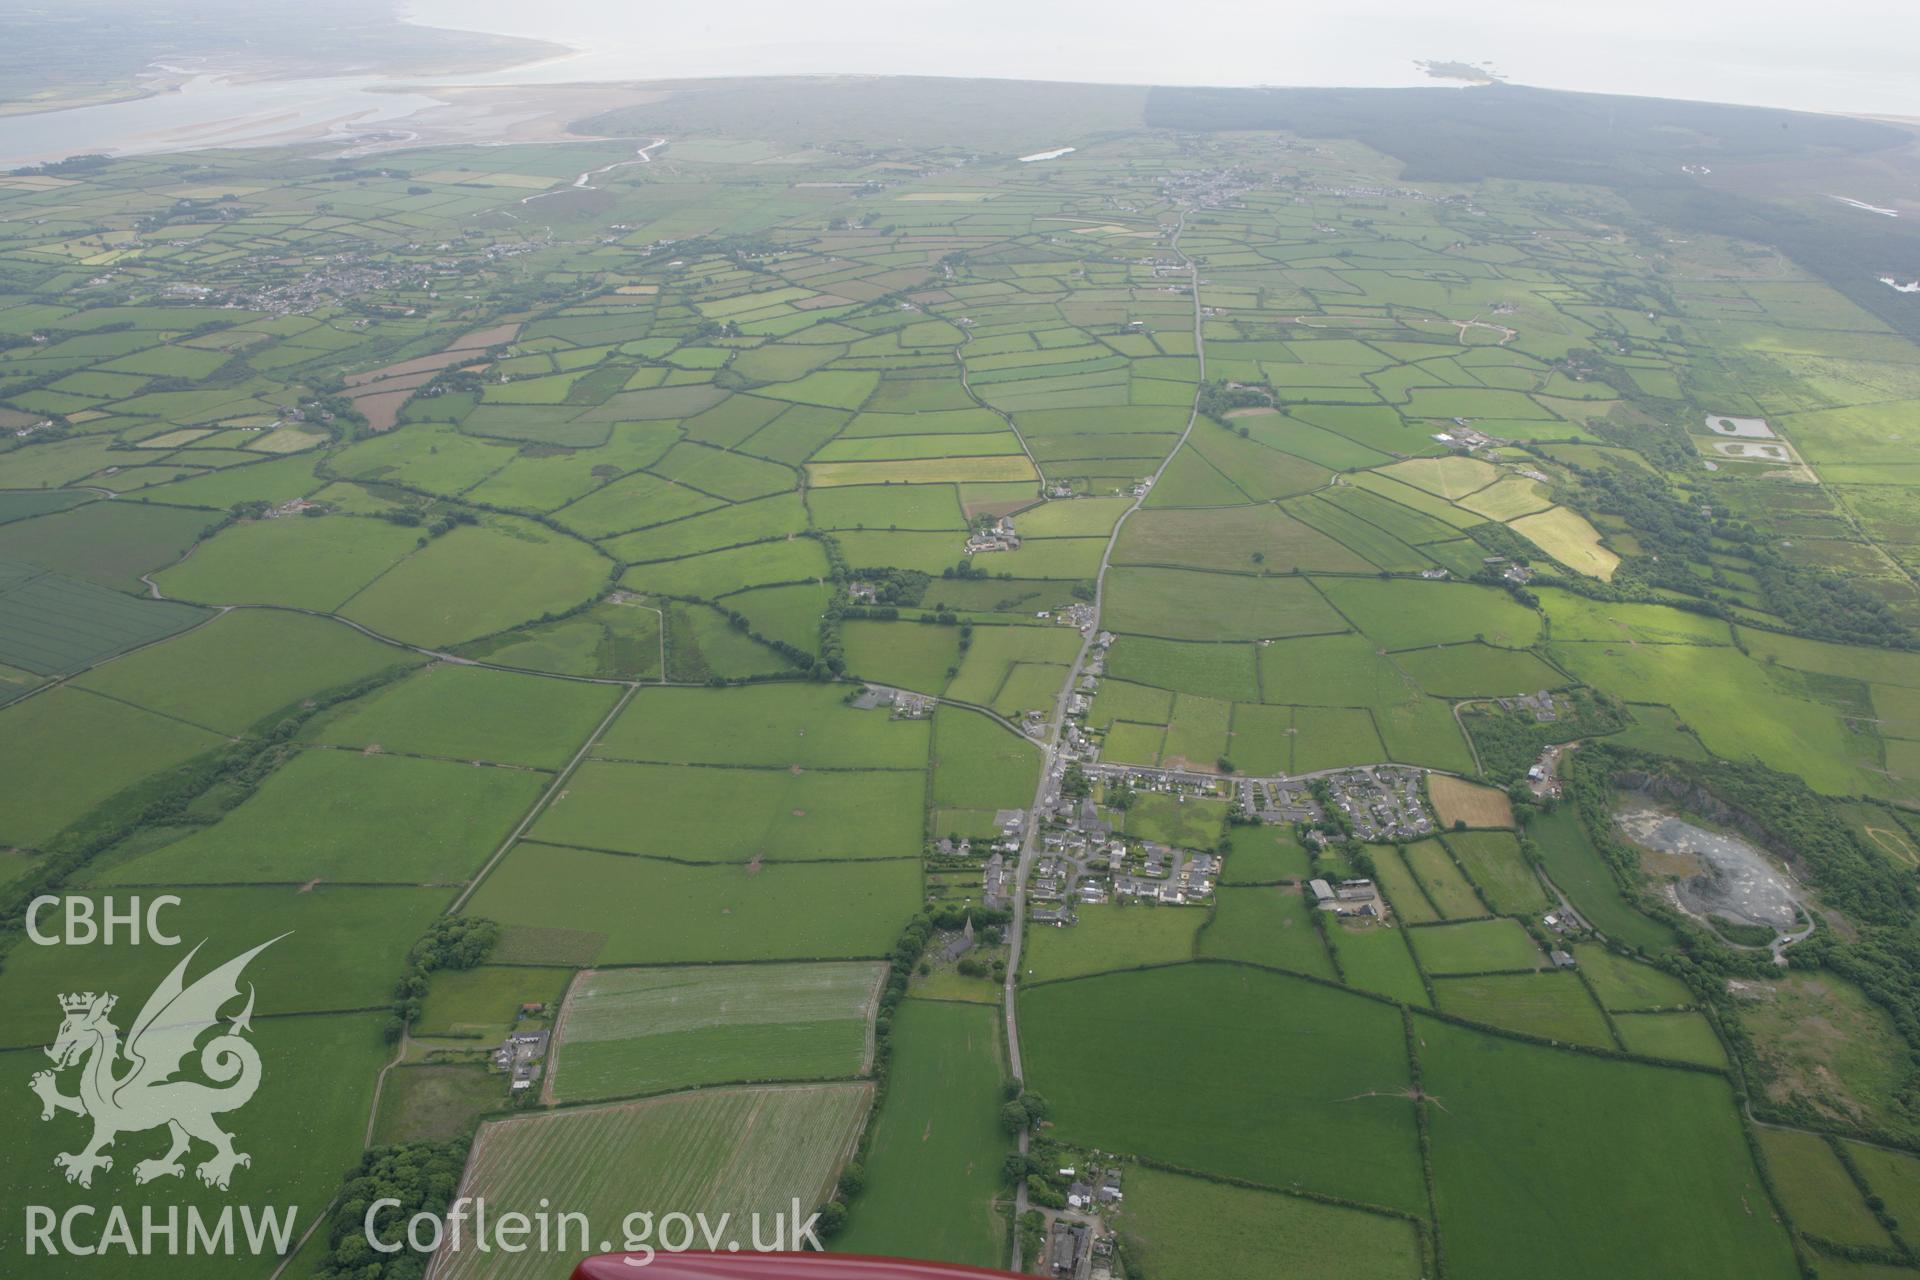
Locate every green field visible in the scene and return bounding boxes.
[841,619,962,693]
[599,681,930,769]
[1107,636,1260,702]
[1022,965,1427,1213]
[1395,642,1566,698]
[1221,823,1314,883]
[458,596,663,680]
[944,625,1080,707]
[1574,945,1695,1010]
[1407,918,1543,975]
[549,962,883,1101]
[1419,1015,1798,1280]
[1552,638,1904,801]
[1328,924,1430,1006]
[373,1064,511,1145]
[1104,567,1346,641]
[93,747,544,884]
[440,1085,871,1280]
[1843,1141,1920,1241]
[1118,1165,1422,1280]
[1023,903,1203,982]
[153,514,419,610]
[0,686,225,847]
[339,519,611,647]
[1443,830,1550,915]
[931,705,1039,813]
[837,1000,1008,1268]
[1258,631,1413,708]
[309,663,620,768]
[1614,1012,1727,1066]
[529,760,923,860]
[0,499,211,589]
[0,563,207,682]
[466,843,918,964]
[1315,577,1542,650]
[1403,839,1484,919]
[1433,973,1614,1046]
[1374,846,1441,924]
[1756,1127,1889,1247]
[76,608,414,734]
[1197,885,1337,978]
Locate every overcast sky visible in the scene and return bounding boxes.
[406,0,1920,118]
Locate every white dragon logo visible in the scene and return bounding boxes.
[30,936,283,1191]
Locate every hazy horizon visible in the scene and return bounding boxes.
[404,0,1920,119]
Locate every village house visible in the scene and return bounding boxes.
[983,853,1009,909]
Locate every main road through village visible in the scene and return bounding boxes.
[1002,208,1204,1269]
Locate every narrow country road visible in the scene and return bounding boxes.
[1003,207,1205,1268]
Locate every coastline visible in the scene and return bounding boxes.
[0,22,568,123]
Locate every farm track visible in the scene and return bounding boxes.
[364,1023,412,1147]
[955,325,1045,488]
[445,681,640,917]
[1449,699,1486,775]
[1002,207,1204,1269]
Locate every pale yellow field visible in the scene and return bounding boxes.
[416,170,558,189]
[807,455,1039,486]
[249,426,329,454]
[1382,455,1500,501]
[1511,506,1620,581]
[1460,475,1554,521]
[1430,775,1516,830]
[166,185,266,198]
[137,428,214,449]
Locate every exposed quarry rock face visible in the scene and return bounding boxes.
[1611,771,1796,866]
[1611,772,1809,941]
